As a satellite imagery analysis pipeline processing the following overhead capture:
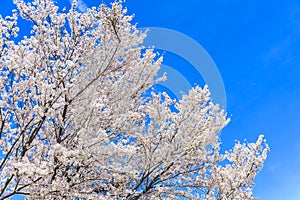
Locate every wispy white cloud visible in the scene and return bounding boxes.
[77,0,88,12]
[68,0,88,12]
[263,3,300,66]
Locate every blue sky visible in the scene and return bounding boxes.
[124,1,300,199]
[1,0,300,199]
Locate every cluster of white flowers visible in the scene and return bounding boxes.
[0,0,269,199]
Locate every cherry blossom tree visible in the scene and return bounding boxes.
[0,0,269,199]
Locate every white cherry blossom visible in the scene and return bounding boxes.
[0,0,269,199]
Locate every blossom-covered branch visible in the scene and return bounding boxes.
[0,0,269,199]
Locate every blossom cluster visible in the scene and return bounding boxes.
[0,0,269,199]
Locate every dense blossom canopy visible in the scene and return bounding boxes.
[0,0,269,199]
